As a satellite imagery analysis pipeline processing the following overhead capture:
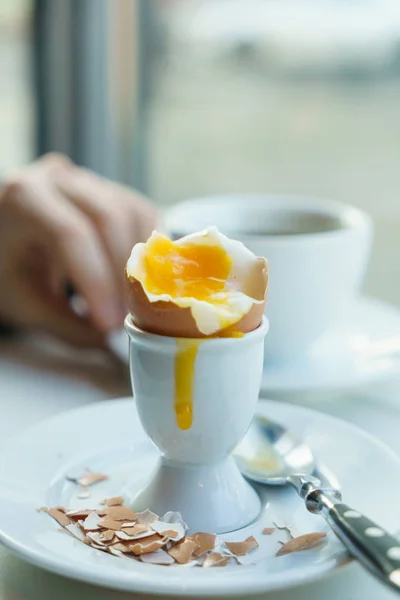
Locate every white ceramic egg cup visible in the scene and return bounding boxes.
[125,316,269,534]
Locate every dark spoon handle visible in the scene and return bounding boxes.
[307,487,400,594]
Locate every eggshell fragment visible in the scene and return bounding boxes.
[203,552,230,568]
[163,530,178,538]
[276,532,327,556]
[110,542,132,554]
[190,532,216,556]
[136,509,159,524]
[42,508,70,528]
[168,538,199,564]
[86,531,107,546]
[100,496,124,506]
[121,523,150,534]
[65,523,87,542]
[98,517,125,531]
[115,528,155,541]
[151,520,186,542]
[102,506,137,521]
[161,511,189,531]
[225,535,259,556]
[129,534,168,555]
[83,512,102,531]
[66,509,93,518]
[99,529,116,543]
[67,470,108,487]
[262,527,275,535]
[90,543,108,551]
[108,546,126,557]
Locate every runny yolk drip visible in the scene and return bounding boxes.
[217,325,244,338]
[173,329,242,430]
[174,339,200,430]
[142,235,240,431]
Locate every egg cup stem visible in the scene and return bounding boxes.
[132,457,261,534]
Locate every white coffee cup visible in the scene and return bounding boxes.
[164,195,373,361]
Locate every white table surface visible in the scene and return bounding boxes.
[0,331,400,600]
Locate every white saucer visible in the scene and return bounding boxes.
[0,398,399,596]
[261,297,400,395]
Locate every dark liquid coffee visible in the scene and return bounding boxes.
[222,211,345,237]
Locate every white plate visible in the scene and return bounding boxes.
[0,398,399,597]
[261,297,400,394]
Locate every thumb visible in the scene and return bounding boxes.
[16,276,106,348]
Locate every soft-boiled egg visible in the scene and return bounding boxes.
[125,226,269,430]
[126,226,268,337]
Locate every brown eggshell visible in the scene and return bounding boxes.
[125,257,269,338]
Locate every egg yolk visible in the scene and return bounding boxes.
[143,234,232,300]
[142,235,241,431]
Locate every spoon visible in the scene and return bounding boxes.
[235,415,400,593]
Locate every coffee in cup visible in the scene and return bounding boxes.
[164,195,373,361]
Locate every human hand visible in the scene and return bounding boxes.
[0,153,159,347]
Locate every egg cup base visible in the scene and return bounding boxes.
[128,455,261,534]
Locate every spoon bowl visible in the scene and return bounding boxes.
[234,415,315,485]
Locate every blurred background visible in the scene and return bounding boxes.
[2,0,400,303]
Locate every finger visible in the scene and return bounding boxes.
[107,179,159,243]
[56,169,135,297]
[40,298,106,349]
[58,167,159,246]
[5,179,123,332]
[130,192,159,244]
[55,214,124,332]
[6,152,74,183]
[2,272,105,348]
[38,151,74,172]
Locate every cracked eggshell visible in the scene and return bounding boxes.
[125,228,269,338]
[151,520,186,542]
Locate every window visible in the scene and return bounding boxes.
[0,0,33,171]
